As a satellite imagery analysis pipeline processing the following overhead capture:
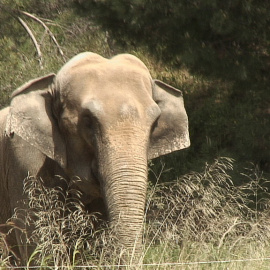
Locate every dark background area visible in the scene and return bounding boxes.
[1,0,269,182]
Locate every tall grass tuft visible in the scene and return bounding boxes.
[8,176,110,269]
[144,157,270,268]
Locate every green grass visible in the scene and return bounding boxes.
[144,242,270,269]
[1,157,270,269]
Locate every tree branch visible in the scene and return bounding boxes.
[17,17,44,69]
[20,11,66,61]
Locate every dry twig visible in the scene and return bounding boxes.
[17,17,43,69]
[21,11,66,61]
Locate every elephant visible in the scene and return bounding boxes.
[0,52,190,266]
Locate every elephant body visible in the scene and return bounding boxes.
[0,52,190,266]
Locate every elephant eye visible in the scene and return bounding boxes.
[81,109,101,131]
[82,115,95,128]
[151,117,159,133]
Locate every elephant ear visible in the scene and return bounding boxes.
[148,80,190,160]
[5,74,67,168]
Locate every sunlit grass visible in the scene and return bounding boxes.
[143,240,270,269]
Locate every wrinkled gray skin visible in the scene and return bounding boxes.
[0,52,190,265]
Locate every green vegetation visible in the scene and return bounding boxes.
[1,0,269,173]
[75,0,270,173]
[0,0,270,268]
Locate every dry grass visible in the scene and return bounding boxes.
[143,157,270,269]
[145,158,270,247]
[1,157,270,269]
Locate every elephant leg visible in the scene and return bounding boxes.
[6,134,67,265]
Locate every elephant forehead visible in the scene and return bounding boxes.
[60,68,152,108]
[76,63,149,85]
[110,53,149,71]
[57,55,152,94]
[58,52,148,75]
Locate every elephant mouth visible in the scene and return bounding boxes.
[91,165,100,187]
[90,160,102,193]
[71,161,101,200]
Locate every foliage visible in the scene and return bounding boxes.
[74,0,270,80]
[1,0,269,173]
[74,0,270,173]
[0,0,115,107]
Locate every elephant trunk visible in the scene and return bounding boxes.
[106,160,147,251]
[98,130,148,264]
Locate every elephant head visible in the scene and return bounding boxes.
[5,52,190,262]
